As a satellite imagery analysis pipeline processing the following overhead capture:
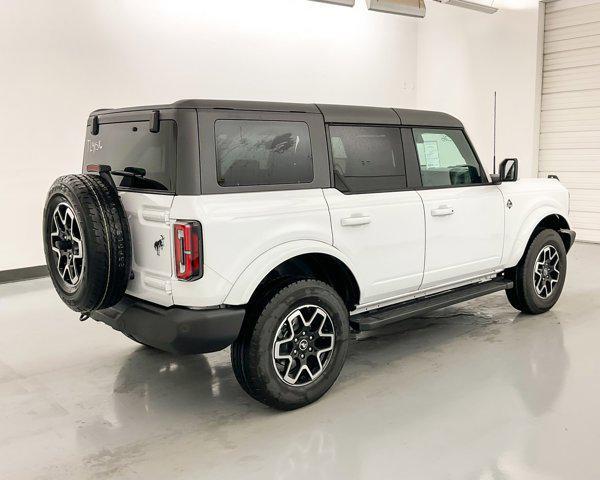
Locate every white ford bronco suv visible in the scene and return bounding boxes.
[43,100,575,410]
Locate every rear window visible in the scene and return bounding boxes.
[83,120,177,192]
[215,120,314,187]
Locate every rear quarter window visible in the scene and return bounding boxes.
[83,120,177,192]
[215,120,314,187]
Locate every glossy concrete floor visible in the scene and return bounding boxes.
[1,243,600,480]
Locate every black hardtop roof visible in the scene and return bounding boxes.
[91,99,463,128]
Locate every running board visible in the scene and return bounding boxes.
[350,277,513,332]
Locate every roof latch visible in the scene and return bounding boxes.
[149,110,160,133]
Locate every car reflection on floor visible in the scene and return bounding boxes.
[74,292,569,480]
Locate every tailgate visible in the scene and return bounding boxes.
[82,111,179,307]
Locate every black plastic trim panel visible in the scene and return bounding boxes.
[90,296,246,354]
[559,228,576,252]
[350,277,513,331]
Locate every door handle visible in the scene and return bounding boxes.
[431,206,454,217]
[341,216,371,227]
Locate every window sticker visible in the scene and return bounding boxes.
[423,141,440,168]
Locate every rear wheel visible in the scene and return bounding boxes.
[231,279,349,410]
[505,229,567,314]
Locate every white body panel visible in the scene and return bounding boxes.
[119,191,175,307]
[323,188,425,304]
[417,185,504,289]
[498,178,570,267]
[169,189,332,307]
[121,179,570,311]
[223,239,359,306]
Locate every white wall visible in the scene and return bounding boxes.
[0,0,418,271]
[416,0,542,177]
[0,0,544,272]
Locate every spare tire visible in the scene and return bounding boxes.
[43,174,131,313]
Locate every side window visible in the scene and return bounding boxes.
[329,126,406,194]
[215,120,313,187]
[413,128,484,187]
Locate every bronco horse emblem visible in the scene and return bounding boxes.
[154,235,165,256]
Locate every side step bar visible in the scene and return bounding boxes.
[350,277,513,332]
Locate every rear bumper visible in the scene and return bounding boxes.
[90,296,246,354]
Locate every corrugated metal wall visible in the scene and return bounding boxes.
[541,0,600,242]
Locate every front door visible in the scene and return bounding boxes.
[411,127,504,289]
[324,125,425,305]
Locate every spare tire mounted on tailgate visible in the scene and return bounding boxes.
[43,173,131,313]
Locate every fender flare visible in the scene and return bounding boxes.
[504,208,571,267]
[223,240,361,305]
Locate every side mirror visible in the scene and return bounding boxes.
[500,158,518,182]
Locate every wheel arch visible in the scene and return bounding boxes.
[506,212,573,268]
[223,241,361,310]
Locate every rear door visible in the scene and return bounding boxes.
[409,127,504,289]
[83,112,178,306]
[323,125,425,306]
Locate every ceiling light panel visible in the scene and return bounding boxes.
[310,0,355,5]
[365,0,426,18]
[434,0,498,14]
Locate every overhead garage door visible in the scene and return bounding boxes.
[541,0,600,242]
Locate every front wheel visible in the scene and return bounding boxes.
[231,279,349,410]
[506,229,567,314]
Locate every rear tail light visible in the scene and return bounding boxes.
[173,221,202,281]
